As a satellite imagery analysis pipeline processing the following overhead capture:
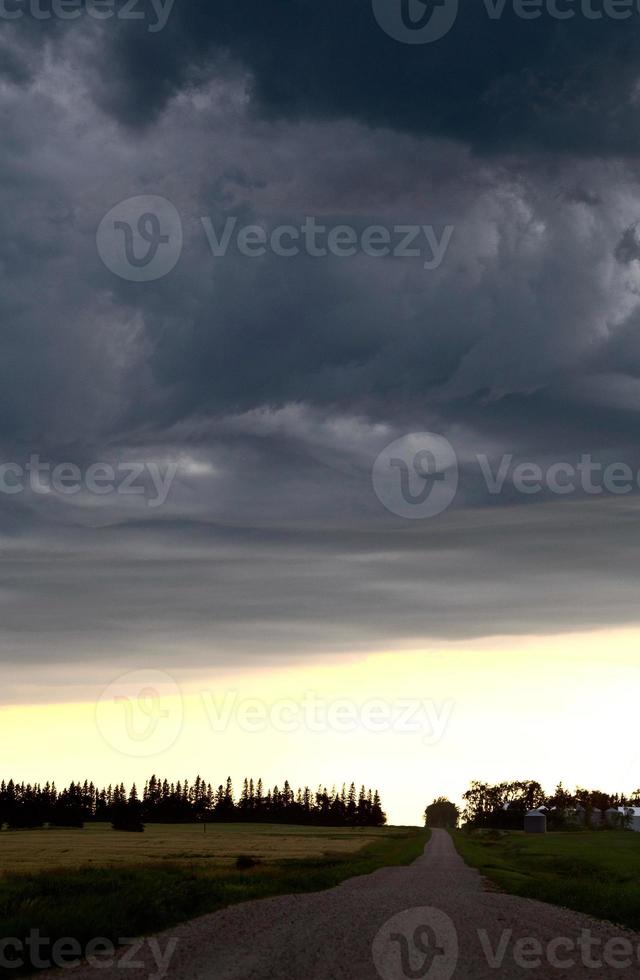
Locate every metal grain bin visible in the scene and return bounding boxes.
[524,809,547,834]
[574,805,586,826]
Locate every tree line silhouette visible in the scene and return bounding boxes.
[0,775,387,829]
[461,780,640,829]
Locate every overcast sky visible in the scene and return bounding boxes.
[3,0,640,717]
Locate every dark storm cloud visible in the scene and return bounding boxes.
[0,41,32,85]
[88,0,640,155]
[0,63,632,443]
[2,8,640,688]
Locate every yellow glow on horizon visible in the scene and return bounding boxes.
[2,627,639,824]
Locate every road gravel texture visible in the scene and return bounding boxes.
[41,829,640,979]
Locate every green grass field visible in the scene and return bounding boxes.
[453,829,640,930]
[0,824,429,974]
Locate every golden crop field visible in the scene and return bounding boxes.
[0,822,392,874]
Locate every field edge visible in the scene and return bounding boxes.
[451,828,640,932]
[0,825,430,975]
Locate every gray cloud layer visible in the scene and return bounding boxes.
[2,7,640,694]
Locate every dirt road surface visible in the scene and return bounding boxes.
[40,829,640,978]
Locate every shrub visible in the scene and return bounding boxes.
[235,855,259,870]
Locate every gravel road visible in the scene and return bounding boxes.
[40,829,640,979]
